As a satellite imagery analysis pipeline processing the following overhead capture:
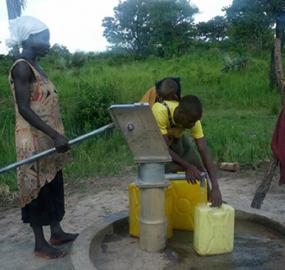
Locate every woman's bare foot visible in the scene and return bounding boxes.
[34,242,66,259]
[50,232,79,246]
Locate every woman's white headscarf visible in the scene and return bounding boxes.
[6,16,48,48]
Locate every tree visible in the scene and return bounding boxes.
[49,43,70,57]
[273,1,285,46]
[196,16,227,43]
[102,0,198,57]
[146,0,198,56]
[102,0,150,57]
[6,0,26,19]
[6,0,27,58]
[251,1,285,210]
[269,1,285,89]
[249,1,285,210]
[225,0,275,50]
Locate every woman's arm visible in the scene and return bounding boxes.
[12,62,69,153]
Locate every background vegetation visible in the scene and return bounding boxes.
[1,0,284,191]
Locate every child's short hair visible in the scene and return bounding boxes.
[155,77,181,100]
[178,95,203,119]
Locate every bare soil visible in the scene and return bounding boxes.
[0,166,284,270]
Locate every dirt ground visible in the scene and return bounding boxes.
[0,165,284,269]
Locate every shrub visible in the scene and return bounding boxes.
[73,80,120,131]
[69,51,88,69]
[222,54,248,72]
[0,55,13,74]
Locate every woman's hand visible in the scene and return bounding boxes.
[53,133,69,153]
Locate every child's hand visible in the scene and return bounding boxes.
[185,165,201,184]
[209,186,222,207]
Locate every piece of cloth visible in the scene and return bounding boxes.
[140,87,158,108]
[165,135,205,173]
[9,59,70,207]
[271,105,285,185]
[21,171,65,226]
[6,16,48,48]
[152,100,204,141]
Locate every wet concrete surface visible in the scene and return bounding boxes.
[0,239,73,270]
[94,219,285,270]
[165,219,285,270]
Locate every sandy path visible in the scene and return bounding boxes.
[0,169,284,244]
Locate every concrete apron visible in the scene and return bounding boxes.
[70,209,285,270]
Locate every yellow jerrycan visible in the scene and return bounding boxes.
[172,176,207,231]
[193,203,235,255]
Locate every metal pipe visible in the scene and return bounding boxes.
[140,188,166,252]
[137,163,169,187]
[138,163,169,252]
[0,123,114,174]
[165,172,208,188]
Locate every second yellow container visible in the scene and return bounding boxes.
[129,179,208,237]
[172,180,207,231]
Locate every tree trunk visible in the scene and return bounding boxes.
[6,0,21,20]
[251,10,285,208]
[274,38,285,104]
[251,158,278,209]
[6,0,26,58]
[269,45,278,89]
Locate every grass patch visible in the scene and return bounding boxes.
[0,49,281,190]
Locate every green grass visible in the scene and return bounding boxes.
[0,49,281,190]
[64,131,133,180]
[203,109,275,167]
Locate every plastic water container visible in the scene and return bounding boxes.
[193,203,235,256]
[128,183,173,238]
[172,180,207,231]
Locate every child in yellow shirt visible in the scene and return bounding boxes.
[147,80,222,207]
[140,77,181,107]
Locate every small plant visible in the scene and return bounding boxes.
[69,51,88,69]
[222,55,248,72]
[0,54,13,74]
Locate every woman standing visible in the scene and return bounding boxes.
[7,16,77,259]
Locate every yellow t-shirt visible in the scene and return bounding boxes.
[140,87,157,108]
[152,100,204,139]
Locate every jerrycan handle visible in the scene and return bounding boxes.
[200,172,208,188]
[199,172,208,207]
